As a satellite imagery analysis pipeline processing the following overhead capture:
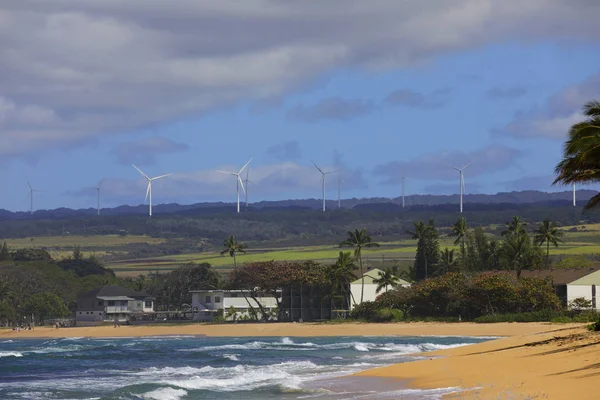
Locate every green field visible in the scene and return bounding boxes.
[4,223,600,277]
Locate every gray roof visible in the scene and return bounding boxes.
[80,285,152,300]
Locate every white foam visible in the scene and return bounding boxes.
[353,343,370,352]
[0,351,23,358]
[223,353,240,361]
[142,387,188,400]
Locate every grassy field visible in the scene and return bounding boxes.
[4,223,600,276]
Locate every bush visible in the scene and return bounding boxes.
[474,309,562,323]
[211,316,226,324]
[350,301,380,321]
[589,319,600,332]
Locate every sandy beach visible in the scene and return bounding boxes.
[0,321,562,339]
[357,324,599,399]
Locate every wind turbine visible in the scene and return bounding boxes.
[573,183,576,207]
[313,162,337,212]
[94,182,102,216]
[216,158,253,213]
[132,165,171,217]
[450,162,471,213]
[337,177,345,209]
[243,165,253,209]
[25,181,42,215]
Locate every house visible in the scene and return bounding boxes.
[350,268,411,310]
[190,289,279,322]
[76,285,154,325]
[566,269,600,310]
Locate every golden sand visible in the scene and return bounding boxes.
[0,321,559,339]
[356,325,599,399]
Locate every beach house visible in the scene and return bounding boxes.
[350,268,411,310]
[190,289,279,321]
[566,269,600,310]
[76,285,155,325]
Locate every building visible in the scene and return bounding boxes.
[190,289,279,322]
[76,285,154,325]
[566,269,600,310]
[350,268,411,310]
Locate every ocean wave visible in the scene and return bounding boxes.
[142,387,188,400]
[0,351,23,358]
[223,353,240,361]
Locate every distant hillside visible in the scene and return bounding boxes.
[0,189,595,221]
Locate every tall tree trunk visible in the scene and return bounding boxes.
[546,241,550,269]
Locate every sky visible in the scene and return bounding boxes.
[1,0,600,212]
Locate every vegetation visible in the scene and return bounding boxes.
[220,235,246,269]
[554,100,600,209]
[340,228,379,303]
[534,219,564,268]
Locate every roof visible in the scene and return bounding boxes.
[569,269,600,285]
[189,289,282,293]
[97,296,135,301]
[495,267,599,285]
[79,285,152,300]
[350,268,411,286]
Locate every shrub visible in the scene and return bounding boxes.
[466,272,518,316]
[211,316,226,323]
[589,319,600,332]
[569,297,593,311]
[517,277,560,312]
[474,310,562,323]
[350,301,380,321]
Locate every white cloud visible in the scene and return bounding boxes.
[0,1,598,156]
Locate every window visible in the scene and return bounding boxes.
[204,311,212,316]
[205,296,211,304]
[108,300,115,306]
[98,300,103,306]
[99,312,102,316]
[145,301,152,308]
[230,293,238,298]
[78,312,82,315]
[86,312,89,314]
[215,296,221,303]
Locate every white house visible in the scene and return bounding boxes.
[567,269,600,310]
[76,285,154,325]
[190,289,280,321]
[350,268,411,309]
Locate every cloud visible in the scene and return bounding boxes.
[374,144,522,181]
[288,98,375,122]
[486,85,529,100]
[503,174,556,191]
[110,137,189,165]
[0,1,598,156]
[265,140,302,160]
[384,88,451,109]
[496,72,600,139]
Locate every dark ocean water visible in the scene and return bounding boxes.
[0,335,493,399]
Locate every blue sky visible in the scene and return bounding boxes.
[1,1,599,211]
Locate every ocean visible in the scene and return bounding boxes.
[0,335,492,399]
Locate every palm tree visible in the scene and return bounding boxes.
[340,228,380,303]
[373,268,400,294]
[450,217,468,267]
[534,219,564,268]
[220,235,246,269]
[502,216,527,237]
[436,248,458,275]
[329,251,358,308]
[407,221,434,280]
[554,101,600,209]
[488,240,500,270]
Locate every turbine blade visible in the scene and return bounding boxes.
[312,161,324,175]
[238,175,246,194]
[151,173,171,181]
[238,158,253,175]
[216,170,236,175]
[462,161,473,170]
[325,169,339,175]
[133,164,150,180]
[145,182,151,202]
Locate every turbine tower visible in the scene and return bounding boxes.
[94,182,102,216]
[450,162,471,213]
[25,181,42,215]
[133,165,171,217]
[216,158,252,213]
[400,172,409,208]
[573,183,576,207]
[313,162,337,212]
[337,177,345,209]
[243,165,252,209]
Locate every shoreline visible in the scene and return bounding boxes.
[355,324,599,399]
[0,321,565,339]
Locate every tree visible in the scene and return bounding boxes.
[437,248,458,276]
[553,100,600,209]
[534,219,564,268]
[340,228,379,303]
[450,217,468,268]
[373,267,400,294]
[220,235,246,269]
[0,242,9,262]
[408,220,440,281]
[502,216,527,237]
[328,251,358,308]
[23,292,69,323]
